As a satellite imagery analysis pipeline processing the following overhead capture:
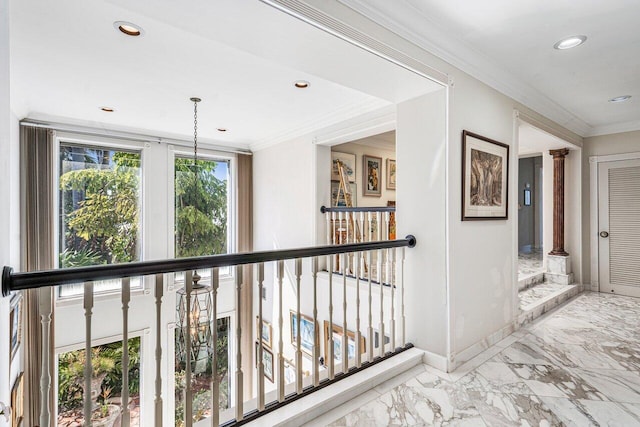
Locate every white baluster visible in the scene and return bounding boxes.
[211,268,220,427]
[83,281,94,427]
[311,258,319,387]
[355,251,362,368]
[154,274,164,426]
[390,249,397,352]
[257,263,265,411]
[325,209,331,246]
[328,255,334,379]
[367,251,373,362]
[295,259,303,393]
[121,277,131,427]
[401,247,406,347]
[234,266,244,420]
[277,261,285,402]
[185,270,193,427]
[342,252,348,373]
[379,252,385,359]
[39,287,53,427]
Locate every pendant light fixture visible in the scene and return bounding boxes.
[176,97,214,373]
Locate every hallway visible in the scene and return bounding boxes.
[312,292,640,426]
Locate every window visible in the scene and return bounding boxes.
[58,143,142,297]
[174,155,231,277]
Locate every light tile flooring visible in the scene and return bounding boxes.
[316,292,640,426]
[518,282,568,309]
[518,248,544,281]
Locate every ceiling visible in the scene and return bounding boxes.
[9,0,441,150]
[340,0,640,137]
[518,122,575,156]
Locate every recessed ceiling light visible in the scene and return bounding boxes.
[113,21,144,37]
[609,95,632,103]
[294,80,310,89]
[553,35,587,50]
[100,106,115,112]
[217,128,227,132]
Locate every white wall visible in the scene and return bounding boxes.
[331,139,396,207]
[581,130,640,285]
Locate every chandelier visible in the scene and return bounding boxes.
[176,97,213,374]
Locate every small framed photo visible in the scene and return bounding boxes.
[462,130,509,220]
[363,155,382,197]
[11,372,24,427]
[386,159,396,190]
[290,311,316,355]
[323,321,365,363]
[331,152,356,182]
[255,342,274,382]
[10,294,23,364]
[256,317,273,349]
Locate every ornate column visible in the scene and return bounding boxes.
[546,148,574,285]
[549,148,570,256]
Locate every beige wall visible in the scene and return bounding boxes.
[581,130,640,285]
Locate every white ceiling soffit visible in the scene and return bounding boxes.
[11,0,441,150]
[519,121,576,156]
[338,0,640,138]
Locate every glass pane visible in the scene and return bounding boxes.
[58,144,142,297]
[175,317,231,426]
[57,337,141,426]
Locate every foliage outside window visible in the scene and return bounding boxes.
[175,317,230,426]
[58,144,142,297]
[57,337,141,426]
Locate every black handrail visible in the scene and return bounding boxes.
[2,235,416,296]
[320,205,396,214]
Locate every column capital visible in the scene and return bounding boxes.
[549,148,570,158]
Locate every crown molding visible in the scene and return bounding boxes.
[337,0,593,137]
[586,119,640,138]
[249,97,391,151]
[313,104,396,146]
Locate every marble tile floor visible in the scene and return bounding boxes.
[312,292,640,426]
[519,282,569,310]
[518,248,544,281]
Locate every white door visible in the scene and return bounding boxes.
[598,159,640,297]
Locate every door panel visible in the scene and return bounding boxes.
[598,159,640,297]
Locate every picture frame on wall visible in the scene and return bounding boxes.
[461,130,509,220]
[331,181,357,207]
[386,159,396,190]
[290,311,316,355]
[9,294,23,364]
[256,317,273,349]
[323,321,366,363]
[255,342,274,382]
[331,152,356,182]
[11,372,24,427]
[363,154,382,197]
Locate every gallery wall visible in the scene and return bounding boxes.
[330,137,396,208]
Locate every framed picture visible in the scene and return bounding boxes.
[462,130,509,220]
[331,181,357,207]
[11,372,24,427]
[323,321,366,363]
[363,155,382,197]
[256,317,272,349]
[255,342,274,382]
[10,294,23,364]
[331,152,356,183]
[386,159,396,190]
[290,311,316,355]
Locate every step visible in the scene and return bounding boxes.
[518,282,582,327]
[518,271,545,291]
[245,347,425,427]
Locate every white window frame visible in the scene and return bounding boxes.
[54,133,148,302]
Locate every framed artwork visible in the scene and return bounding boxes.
[462,130,509,220]
[331,152,356,182]
[255,342,274,382]
[290,311,316,355]
[363,155,382,197]
[11,372,24,427]
[256,317,272,349]
[9,294,23,364]
[386,159,396,190]
[387,200,396,240]
[323,321,366,363]
[331,181,357,207]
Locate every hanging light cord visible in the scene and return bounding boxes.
[190,97,202,285]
